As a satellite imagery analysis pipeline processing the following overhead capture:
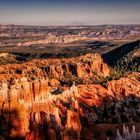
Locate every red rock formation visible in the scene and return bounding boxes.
[65,110,81,140]
[107,72,140,98]
[49,78,60,87]
[0,53,110,83]
[0,54,140,140]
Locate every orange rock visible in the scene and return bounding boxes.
[66,110,81,139]
[0,53,110,83]
[49,79,60,87]
[107,72,140,98]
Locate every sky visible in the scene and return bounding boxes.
[0,0,140,25]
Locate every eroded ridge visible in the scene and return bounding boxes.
[0,54,140,140]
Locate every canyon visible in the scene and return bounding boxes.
[0,25,140,60]
[0,25,140,140]
[0,52,140,140]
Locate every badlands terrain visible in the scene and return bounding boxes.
[0,25,140,140]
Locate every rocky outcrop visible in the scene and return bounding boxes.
[1,71,140,137]
[0,54,140,140]
[0,53,110,84]
[115,124,140,140]
[107,72,140,98]
[65,110,81,140]
[17,34,88,47]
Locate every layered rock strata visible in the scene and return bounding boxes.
[0,53,110,84]
[0,54,139,140]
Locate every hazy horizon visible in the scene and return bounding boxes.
[0,0,140,26]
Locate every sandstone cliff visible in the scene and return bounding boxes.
[0,54,139,140]
[0,53,110,84]
[0,72,139,139]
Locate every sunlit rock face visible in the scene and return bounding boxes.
[0,77,49,105]
[0,54,139,140]
[0,77,50,137]
[0,53,110,84]
[107,72,140,98]
[16,33,88,47]
[0,73,140,139]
